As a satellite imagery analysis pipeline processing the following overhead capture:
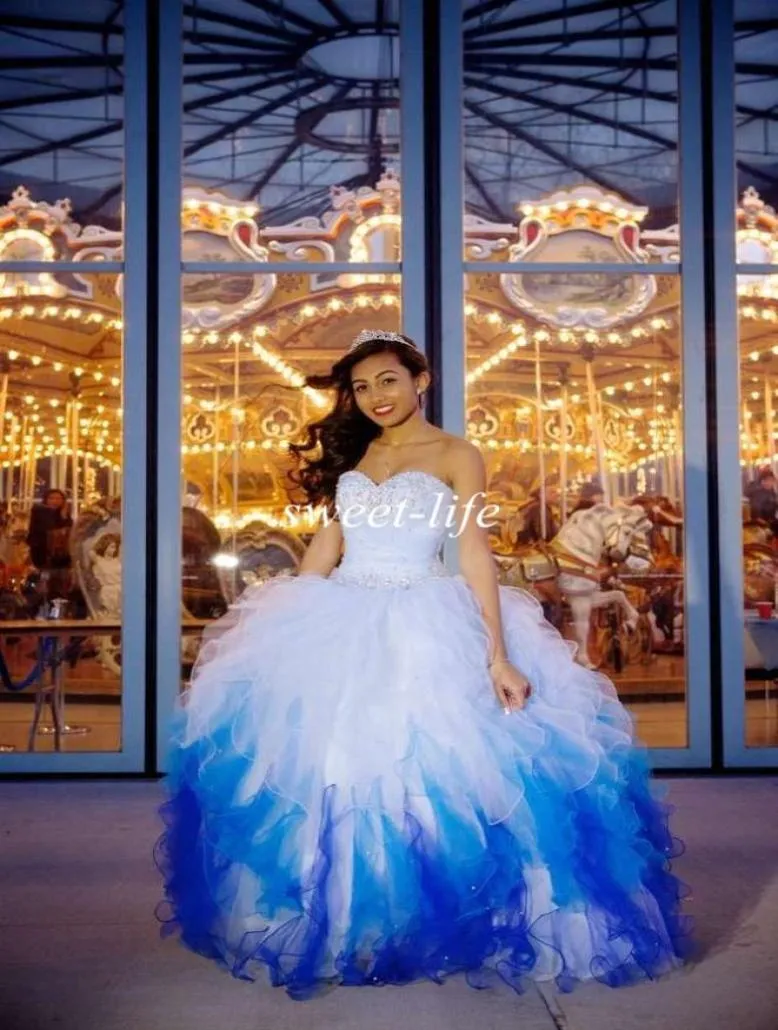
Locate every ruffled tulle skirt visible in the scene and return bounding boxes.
[155,571,692,998]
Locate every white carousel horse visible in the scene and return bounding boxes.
[552,503,654,668]
[502,503,654,669]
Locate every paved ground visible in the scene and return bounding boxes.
[1,778,777,1030]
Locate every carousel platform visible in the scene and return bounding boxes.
[0,778,776,1030]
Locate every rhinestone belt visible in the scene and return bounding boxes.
[332,562,450,589]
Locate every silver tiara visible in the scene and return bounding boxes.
[348,329,418,353]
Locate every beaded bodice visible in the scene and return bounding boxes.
[331,469,455,588]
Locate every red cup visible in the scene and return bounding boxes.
[756,601,774,619]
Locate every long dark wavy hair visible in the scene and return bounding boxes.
[287,334,431,514]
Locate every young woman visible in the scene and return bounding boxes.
[156,329,692,998]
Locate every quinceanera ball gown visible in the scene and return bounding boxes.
[155,469,692,998]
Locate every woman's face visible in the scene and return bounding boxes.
[45,491,65,510]
[350,351,428,427]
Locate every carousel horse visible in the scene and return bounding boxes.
[498,503,654,669]
[624,495,684,655]
[743,521,778,605]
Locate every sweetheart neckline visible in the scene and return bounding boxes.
[340,468,453,494]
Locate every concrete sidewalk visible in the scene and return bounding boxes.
[1,778,776,1030]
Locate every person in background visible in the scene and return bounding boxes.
[515,481,560,544]
[26,489,73,600]
[571,479,606,515]
[745,467,778,533]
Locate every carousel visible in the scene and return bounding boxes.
[0,174,776,750]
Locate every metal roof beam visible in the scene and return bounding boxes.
[185,78,322,157]
[245,80,353,196]
[181,52,302,65]
[467,26,677,48]
[471,62,677,102]
[183,28,299,52]
[0,122,120,168]
[0,84,122,113]
[0,14,122,33]
[183,71,303,112]
[464,98,642,203]
[470,51,776,76]
[472,62,778,124]
[315,0,354,28]
[469,52,677,71]
[0,55,121,70]
[465,163,506,220]
[240,0,321,33]
[183,3,309,44]
[466,0,651,37]
[464,75,676,150]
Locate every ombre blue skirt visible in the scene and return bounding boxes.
[155,573,692,998]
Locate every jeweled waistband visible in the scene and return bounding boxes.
[331,560,449,589]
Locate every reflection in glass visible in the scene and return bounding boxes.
[0,228,123,751]
[462,0,678,232]
[466,259,685,750]
[735,7,778,199]
[183,0,401,246]
[0,2,124,229]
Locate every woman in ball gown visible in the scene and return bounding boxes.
[155,330,692,998]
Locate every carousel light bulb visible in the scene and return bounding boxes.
[643,376,652,386]
[661,372,671,383]
[750,351,760,361]
[111,377,120,387]
[53,362,63,372]
[7,349,18,360]
[93,372,103,381]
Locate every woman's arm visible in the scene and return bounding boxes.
[448,441,530,711]
[298,516,343,577]
[448,442,509,661]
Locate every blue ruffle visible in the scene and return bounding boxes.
[154,724,693,1000]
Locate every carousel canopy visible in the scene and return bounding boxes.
[0,1,775,228]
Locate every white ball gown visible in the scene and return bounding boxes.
[155,469,692,998]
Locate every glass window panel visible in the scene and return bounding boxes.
[0,1,124,237]
[179,271,401,681]
[0,272,123,753]
[738,271,778,748]
[462,0,679,249]
[466,270,686,748]
[182,0,401,257]
[735,4,778,207]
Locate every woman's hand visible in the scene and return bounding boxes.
[489,658,531,713]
